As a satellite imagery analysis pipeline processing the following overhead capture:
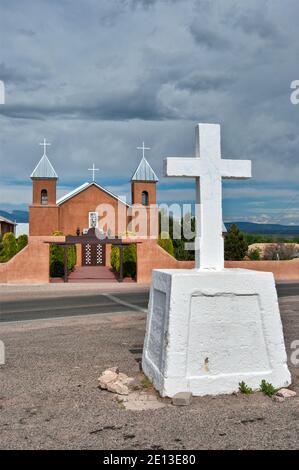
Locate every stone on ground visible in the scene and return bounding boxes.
[98,367,133,395]
[276,388,297,398]
[172,392,192,406]
[120,392,166,411]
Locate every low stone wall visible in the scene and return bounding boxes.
[1,236,298,284]
[136,241,299,283]
[0,236,65,284]
[225,259,299,281]
[136,240,194,282]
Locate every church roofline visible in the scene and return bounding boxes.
[30,154,58,179]
[131,157,159,182]
[56,182,131,207]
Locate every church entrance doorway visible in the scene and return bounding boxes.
[82,243,106,266]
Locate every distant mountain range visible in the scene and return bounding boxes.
[0,210,29,223]
[225,222,299,235]
[1,210,299,236]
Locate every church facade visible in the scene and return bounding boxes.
[29,145,159,267]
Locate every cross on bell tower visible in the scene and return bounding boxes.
[39,138,51,156]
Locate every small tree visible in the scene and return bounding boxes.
[17,234,28,252]
[224,224,248,261]
[0,232,17,262]
[247,247,261,261]
[158,231,174,256]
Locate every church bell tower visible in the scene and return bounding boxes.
[131,142,159,238]
[29,138,59,235]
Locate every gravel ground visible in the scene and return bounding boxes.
[0,296,298,450]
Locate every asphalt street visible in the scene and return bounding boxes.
[0,283,298,323]
[0,291,149,322]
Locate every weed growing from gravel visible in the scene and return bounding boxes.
[260,380,276,397]
[141,376,153,389]
[239,381,253,394]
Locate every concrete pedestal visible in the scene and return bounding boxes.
[142,269,291,397]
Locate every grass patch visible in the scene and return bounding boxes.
[140,376,153,389]
[239,381,253,394]
[260,380,276,397]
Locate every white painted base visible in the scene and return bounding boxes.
[142,269,291,397]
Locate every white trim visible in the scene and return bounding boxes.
[56,182,131,207]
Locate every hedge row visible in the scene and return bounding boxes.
[0,233,28,262]
[50,231,76,277]
[111,244,136,279]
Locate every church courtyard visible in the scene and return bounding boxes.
[0,286,298,450]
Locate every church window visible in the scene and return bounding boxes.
[142,190,149,206]
[41,189,48,205]
[89,212,98,228]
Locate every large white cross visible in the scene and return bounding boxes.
[137,141,150,159]
[39,138,51,156]
[88,163,99,182]
[165,123,251,270]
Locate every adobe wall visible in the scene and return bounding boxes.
[0,236,298,284]
[29,206,59,236]
[225,259,299,281]
[136,240,194,282]
[0,236,64,284]
[136,241,299,283]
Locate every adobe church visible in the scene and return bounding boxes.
[29,140,159,268]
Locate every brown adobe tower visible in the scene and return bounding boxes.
[131,143,159,238]
[29,139,59,235]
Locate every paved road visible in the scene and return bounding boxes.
[1,283,298,323]
[276,282,299,298]
[0,291,149,323]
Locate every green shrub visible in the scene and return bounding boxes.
[260,380,276,397]
[239,381,253,394]
[111,244,136,278]
[50,260,64,277]
[158,232,174,256]
[224,224,248,261]
[0,232,17,262]
[17,234,28,253]
[247,248,261,261]
[49,231,76,277]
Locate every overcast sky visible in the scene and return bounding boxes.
[0,0,298,224]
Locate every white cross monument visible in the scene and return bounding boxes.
[142,123,291,397]
[166,124,251,270]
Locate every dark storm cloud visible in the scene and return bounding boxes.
[0,87,177,121]
[176,74,234,93]
[0,0,298,223]
[189,24,230,50]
